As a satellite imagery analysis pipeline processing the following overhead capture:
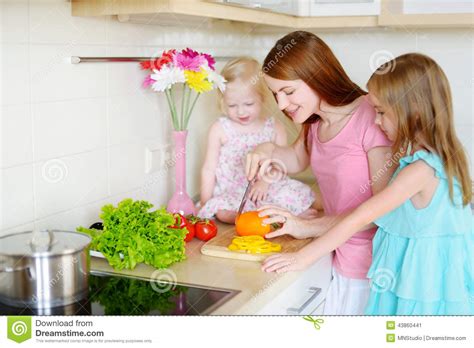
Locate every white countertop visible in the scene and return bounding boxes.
[90,222,332,315]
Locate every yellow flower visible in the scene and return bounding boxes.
[184,69,212,93]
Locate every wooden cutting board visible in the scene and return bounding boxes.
[201,226,313,262]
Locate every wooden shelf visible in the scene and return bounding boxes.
[71,0,378,29]
[71,0,473,29]
[72,0,293,27]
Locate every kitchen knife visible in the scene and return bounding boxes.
[236,177,256,220]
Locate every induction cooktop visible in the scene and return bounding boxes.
[0,270,240,316]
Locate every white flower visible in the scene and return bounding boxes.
[202,63,226,93]
[205,69,226,93]
[150,65,186,92]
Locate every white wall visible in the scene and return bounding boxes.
[0,0,265,235]
[1,0,472,236]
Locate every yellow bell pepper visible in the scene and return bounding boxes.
[228,235,281,254]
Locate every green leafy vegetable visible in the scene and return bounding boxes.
[77,199,186,270]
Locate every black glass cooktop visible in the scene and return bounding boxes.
[0,271,239,316]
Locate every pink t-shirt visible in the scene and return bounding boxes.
[309,96,391,279]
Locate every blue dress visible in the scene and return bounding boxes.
[365,150,473,315]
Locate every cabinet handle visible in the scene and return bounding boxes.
[287,287,321,315]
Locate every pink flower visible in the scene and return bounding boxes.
[202,53,215,70]
[174,48,206,72]
[142,75,155,88]
[181,48,199,58]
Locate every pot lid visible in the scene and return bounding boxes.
[0,230,91,257]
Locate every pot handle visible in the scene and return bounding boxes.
[29,229,55,252]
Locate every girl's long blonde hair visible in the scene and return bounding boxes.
[368,53,472,206]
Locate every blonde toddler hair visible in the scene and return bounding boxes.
[218,57,270,114]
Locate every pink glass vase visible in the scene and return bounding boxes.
[167,130,197,216]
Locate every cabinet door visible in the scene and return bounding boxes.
[219,0,309,16]
[310,0,381,16]
[257,254,332,315]
[401,0,473,14]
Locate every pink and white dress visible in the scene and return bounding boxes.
[198,117,315,219]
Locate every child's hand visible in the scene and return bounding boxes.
[249,180,270,203]
[261,251,312,273]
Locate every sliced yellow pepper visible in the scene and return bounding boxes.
[228,244,239,251]
[227,235,281,254]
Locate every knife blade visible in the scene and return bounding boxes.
[236,177,256,220]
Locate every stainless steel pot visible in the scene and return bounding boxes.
[0,230,91,309]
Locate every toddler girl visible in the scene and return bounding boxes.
[199,57,315,223]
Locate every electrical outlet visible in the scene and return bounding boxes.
[144,146,162,174]
[144,144,175,173]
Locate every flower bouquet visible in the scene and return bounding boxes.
[141,48,226,130]
[140,49,226,215]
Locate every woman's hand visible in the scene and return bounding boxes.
[261,251,313,273]
[249,180,269,204]
[245,142,276,180]
[258,205,312,240]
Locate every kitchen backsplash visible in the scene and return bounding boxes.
[1,0,472,235]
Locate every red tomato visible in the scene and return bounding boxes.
[172,214,194,242]
[195,219,218,241]
[184,225,195,242]
[183,215,197,243]
[172,213,186,229]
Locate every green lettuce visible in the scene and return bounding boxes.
[77,199,186,270]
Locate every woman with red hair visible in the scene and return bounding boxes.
[246,31,393,315]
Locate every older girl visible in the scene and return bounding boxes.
[261,53,473,315]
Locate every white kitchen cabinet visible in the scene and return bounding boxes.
[257,254,332,315]
[309,0,381,17]
[379,0,473,26]
[216,0,310,16]
[217,0,382,17]
[71,0,378,29]
[71,0,472,29]
[393,0,472,14]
